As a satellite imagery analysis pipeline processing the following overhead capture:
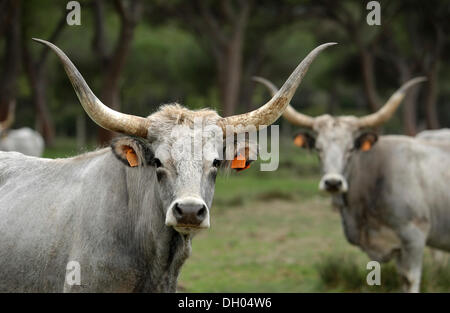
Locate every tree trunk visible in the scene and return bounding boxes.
[218,35,243,117]
[97,24,135,144]
[358,47,381,112]
[398,65,418,136]
[76,114,86,150]
[0,0,21,121]
[242,48,265,112]
[402,89,419,136]
[33,76,55,145]
[95,0,142,145]
[22,45,55,146]
[20,4,66,146]
[328,86,338,115]
[424,60,440,129]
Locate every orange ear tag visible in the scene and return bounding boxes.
[236,162,251,172]
[232,153,251,172]
[361,140,372,152]
[294,135,304,147]
[231,153,246,169]
[125,148,139,167]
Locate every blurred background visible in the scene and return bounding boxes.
[0,0,449,291]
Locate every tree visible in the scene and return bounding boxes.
[0,0,21,122]
[92,0,143,144]
[376,0,448,133]
[309,0,446,135]
[415,0,447,130]
[154,0,252,116]
[149,0,301,116]
[310,0,402,112]
[21,5,67,146]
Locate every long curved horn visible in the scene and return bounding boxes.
[33,38,151,138]
[1,100,15,129]
[357,77,427,128]
[252,76,315,128]
[220,43,336,133]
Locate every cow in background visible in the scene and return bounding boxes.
[416,129,450,266]
[255,76,449,292]
[416,128,450,141]
[0,101,44,157]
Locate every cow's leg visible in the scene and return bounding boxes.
[395,225,426,293]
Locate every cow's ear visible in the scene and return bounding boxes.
[293,132,315,149]
[111,137,153,167]
[354,132,378,152]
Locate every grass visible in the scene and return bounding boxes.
[43,137,450,292]
[214,173,321,207]
[316,253,450,292]
[178,197,361,292]
[42,137,97,159]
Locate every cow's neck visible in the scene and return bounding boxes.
[335,150,385,247]
[122,164,192,292]
[345,149,384,208]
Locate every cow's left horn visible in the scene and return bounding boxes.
[33,38,151,138]
[220,43,336,133]
[0,100,15,129]
[357,77,427,128]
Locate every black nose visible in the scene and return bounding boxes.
[325,179,342,191]
[173,202,207,226]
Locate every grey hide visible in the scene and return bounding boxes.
[339,135,450,292]
[0,147,194,292]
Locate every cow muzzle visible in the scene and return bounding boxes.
[319,173,348,193]
[165,197,210,234]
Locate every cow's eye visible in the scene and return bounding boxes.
[152,158,162,168]
[212,159,221,168]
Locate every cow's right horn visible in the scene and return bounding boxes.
[33,38,151,138]
[220,43,336,133]
[252,76,315,128]
[357,77,427,128]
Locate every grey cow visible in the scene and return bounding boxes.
[415,129,450,266]
[256,76,450,292]
[0,101,44,157]
[0,39,334,292]
[416,128,450,141]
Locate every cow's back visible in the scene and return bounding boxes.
[0,150,128,291]
[416,128,450,141]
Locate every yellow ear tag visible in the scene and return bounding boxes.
[231,153,246,169]
[125,148,139,167]
[361,140,372,152]
[294,135,304,147]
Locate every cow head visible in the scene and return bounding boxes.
[36,38,335,234]
[109,109,224,234]
[254,76,426,194]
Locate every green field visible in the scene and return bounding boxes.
[45,138,450,292]
[179,174,450,292]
